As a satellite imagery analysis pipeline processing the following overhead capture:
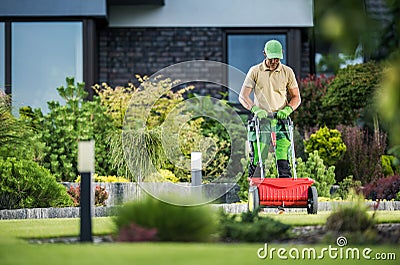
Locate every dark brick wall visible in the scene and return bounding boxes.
[98,27,312,98]
[99,28,222,80]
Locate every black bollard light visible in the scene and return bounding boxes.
[78,140,95,242]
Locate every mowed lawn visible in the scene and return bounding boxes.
[0,212,399,265]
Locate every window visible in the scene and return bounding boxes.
[226,34,286,102]
[11,22,82,114]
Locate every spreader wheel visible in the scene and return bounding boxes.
[248,186,260,212]
[307,186,318,214]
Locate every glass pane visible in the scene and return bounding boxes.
[12,22,82,114]
[0,23,4,94]
[227,34,286,102]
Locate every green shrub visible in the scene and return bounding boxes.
[218,210,291,242]
[293,128,307,160]
[335,175,362,200]
[0,97,44,162]
[0,157,73,209]
[237,158,250,201]
[363,174,400,201]
[325,194,377,244]
[0,94,19,148]
[30,77,116,181]
[75,174,130,183]
[113,196,217,242]
[149,169,179,183]
[98,77,195,181]
[292,74,334,133]
[187,95,246,182]
[375,52,400,145]
[304,126,347,166]
[296,151,336,197]
[336,126,386,184]
[322,61,381,127]
[381,155,399,176]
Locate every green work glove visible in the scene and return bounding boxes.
[277,106,293,120]
[270,118,278,128]
[251,105,268,119]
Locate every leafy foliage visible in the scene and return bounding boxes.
[381,155,400,177]
[314,0,380,56]
[0,96,44,162]
[0,94,19,147]
[30,77,116,181]
[94,186,109,206]
[184,95,246,182]
[67,184,109,206]
[67,186,80,207]
[218,210,291,242]
[322,62,381,127]
[98,76,196,181]
[376,51,400,146]
[114,196,217,242]
[92,82,136,128]
[0,157,73,209]
[75,174,130,183]
[335,175,361,200]
[292,74,334,133]
[296,151,336,197]
[335,126,386,184]
[97,77,239,183]
[149,169,179,183]
[363,175,400,201]
[304,126,346,166]
[325,194,377,244]
[237,158,250,201]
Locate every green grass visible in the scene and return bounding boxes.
[1,211,399,239]
[0,241,398,265]
[0,213,399,265]
[262,211,400,226]
[0,217,115,239]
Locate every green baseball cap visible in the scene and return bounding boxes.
[264,40,283,59]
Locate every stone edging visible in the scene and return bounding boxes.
[1,201,400,220]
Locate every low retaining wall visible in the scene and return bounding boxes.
[1,201,400,220]
[62,182,241,206]
[0,206,117,220]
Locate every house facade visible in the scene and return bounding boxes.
[0,0,314,112]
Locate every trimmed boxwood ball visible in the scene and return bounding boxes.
[0,157,73,209]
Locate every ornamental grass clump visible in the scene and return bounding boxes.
[325,193,377,244]
[114,196,217,242]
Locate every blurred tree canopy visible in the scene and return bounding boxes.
[314,0,399,63]
[315,0,379,57]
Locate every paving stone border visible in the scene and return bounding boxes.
[1,201,400,220]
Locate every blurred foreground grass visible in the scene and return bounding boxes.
[0,213,399,265]
[1,211,400,239]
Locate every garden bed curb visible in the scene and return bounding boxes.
[1,201,400,220]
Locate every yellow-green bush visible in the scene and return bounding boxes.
[304,126,346,166]
[75,174,129,183]
[148,169,179,183]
